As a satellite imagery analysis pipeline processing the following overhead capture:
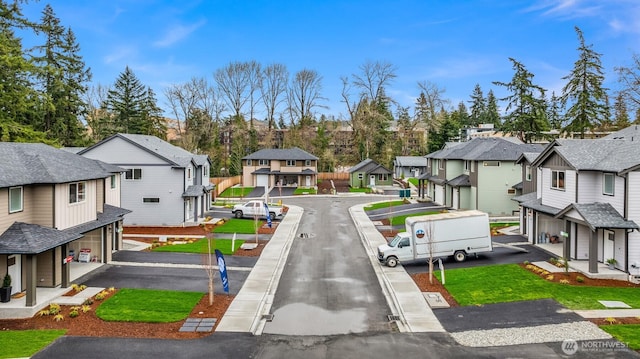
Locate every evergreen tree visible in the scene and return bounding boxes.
[485,90,501,128]
[106,66,147,135]
[456,101,470,128]
[613,92,631,130]
[141,86,166,138]
[493,58,549,143]
[428,112,459,153]
[547,91,563,130]
[561,27,609,138]
[468,84,485,127]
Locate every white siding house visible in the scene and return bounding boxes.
[79,134,213,226]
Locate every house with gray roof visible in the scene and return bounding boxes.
[78,133,213,226]
[0,142,129,308]
[349,159,393,188]
[242,147,318,190]
[393,156,427,179]
[513,134,640,275]
[418,137,544,215]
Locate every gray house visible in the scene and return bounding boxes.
[393,156,427,179]
[0,142,129,307]
[349,159,394,188]
[79,134,213,226]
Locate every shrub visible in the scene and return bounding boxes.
[523,260,530,265]
[576,276,585,283]
[546,275,554,281]
[605,317,617,325]
[525,264,534,270]
[69,309,79,318]
[94,292,106,301]
[83,298,94,305]
[559,279,570,284]
[107,287,116,293]
[81,305,91,313]
[53,314,64,322]
[37,310,50,317]
[49,303,61,315]
[549,257,558,264]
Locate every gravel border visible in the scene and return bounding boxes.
[451,321,612,347]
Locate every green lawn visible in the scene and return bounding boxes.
[151,238,244,255]
[364,200,407,211]
[213,218,264,233]
[294,187,317,195]
[349,187,371,193]
[96,289,203,323]
[436,264,640,309]
[490,222,519,228]
[600,325,640,350]
[218,187,254,198]
[389,211,440,226]
[407,178,419,186]
[0,329,66,359]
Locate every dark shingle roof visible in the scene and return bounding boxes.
[394,156,427,167]
[427,138,544,161]
[0,142,122,188]
[448,174,471,187]
[549,139,640,173]
[604,125,640,140]
[0,222,83,254]
[520,197,562,216]
[349,159,375,173]
[243,147,318,161]
[62,205,131,235]
[182,185,206,197]
[556,203,639,231]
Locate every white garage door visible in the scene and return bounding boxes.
[257,175,269,188]
[434,184,444,205]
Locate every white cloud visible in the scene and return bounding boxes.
[103,46,137,65]
[153,19,206,48]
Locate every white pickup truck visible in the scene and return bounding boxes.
[231,200,284,220]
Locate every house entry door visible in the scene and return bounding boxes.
[305,176,311,187]
[369,175,376,187]
[604,230,615,264]
[7,255,20,294]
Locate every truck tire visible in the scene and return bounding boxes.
[269,212,276,221]
[453,250,467,262]
[234,211,243,219]
[386,257,398,268]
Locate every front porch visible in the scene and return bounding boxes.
[0,261,103,319]
[536,242,629,281]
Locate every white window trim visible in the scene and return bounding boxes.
[603,173,614,196]
[110,175,116,189]
[9,186,23,213]
[286,160,296,167]
[125,168,142,180]
[551,170,565,190]
[247,159,252,166]
[258,159,269,166]
[305,159,311,166]
[69,182,86,204]
[525,165,532,181]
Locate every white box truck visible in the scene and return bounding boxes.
[377,210,492,267]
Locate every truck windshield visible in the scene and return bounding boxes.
[389,234,403,247]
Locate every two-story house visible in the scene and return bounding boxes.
[514,137,640,275]
[0,142,129,307]
[79,134,213,226]
[419,138,544,215]
[242,148,318,189]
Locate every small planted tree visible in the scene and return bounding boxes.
[202,234,215,305]
[425,221,436,284]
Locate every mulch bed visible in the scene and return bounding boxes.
[0,289,234,339]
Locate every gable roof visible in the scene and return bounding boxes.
[80,133,209,168]
[604,124,640,140]
[0,142,123,188]
[532,139,640,174]
[394,156,427,167]
[426,138,543,161]
[0,222,82,254]
[555,203,639,231]
[349,158,392,174]
[243,147,318,161]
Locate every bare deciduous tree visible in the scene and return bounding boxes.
[261,63,289,132]
[246,60,262,128]
[287,68,326,127]
[352,60,398,103]
[214,61,252,123]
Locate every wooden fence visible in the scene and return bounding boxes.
[317,172,349,181]
[210,176,241,196]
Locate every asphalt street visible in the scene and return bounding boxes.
[32,195,640,359]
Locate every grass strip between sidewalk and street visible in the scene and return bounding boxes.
[389,211,440,226]
[364,200,407,211]
[96,289,203,323]
[0,329,66,359]
[435,264,640,310]
[600,325,640,350]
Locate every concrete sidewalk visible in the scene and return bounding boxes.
[575,309,640,318]
[349,204,445,333]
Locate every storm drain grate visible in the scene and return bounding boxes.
[262,314,274,322]
[298,233,315,238]
[387,315,400,322]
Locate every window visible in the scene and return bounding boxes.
[525,166,532,181]
[204,166,208,176]
[69,182,86,204]
[110,175,116,189]
[246,159,252,166]
[507,188,516,195]
[438,159,444,170]
[125,168,142,180]
[187,168,192,179]
[483,161,500,167]
[286,160,296,166]
[551,170,565,190]
[603,173,614,195]
[9,186,23,213]
[305,160,311,166]
[378,174,388,181]
[258,159,269,166]
[143,198,160,203]
[427,158,431,167]
[358,173,363,180]
[464,161,471,171]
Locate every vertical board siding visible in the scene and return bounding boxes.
[105,173,121,207]
[54,181,97,230]
[628,172,640,268]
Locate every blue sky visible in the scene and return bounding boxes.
[20,0,640,120]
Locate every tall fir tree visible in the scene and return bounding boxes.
[140,86,166,139]
[468,84,486,127]
[493,58,549,143]
[613,92,631,130]
[105,66,147,136]
[561,27,609,138]
[485,90,501,128]
[546,91,563,130]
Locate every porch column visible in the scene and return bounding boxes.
[589,229,598,273]
[563,220,571,260]
[193,198,198,222]
[25,254,37,307]
[61,243,70,288]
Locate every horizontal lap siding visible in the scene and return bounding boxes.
[628,172,640,270]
